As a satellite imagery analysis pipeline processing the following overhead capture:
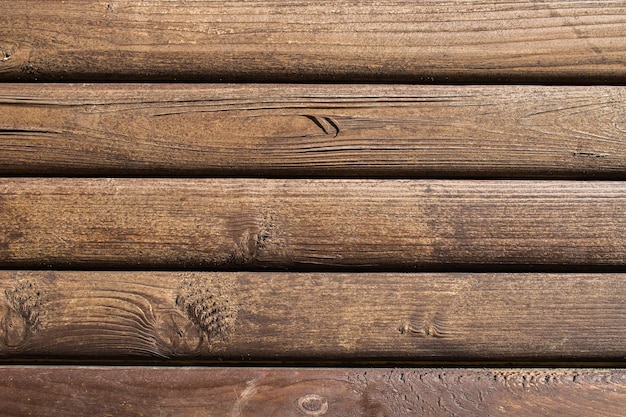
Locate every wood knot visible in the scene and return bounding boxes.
[398,319,451,339]
[1,47,12,62]
[1,280,44,349]
[176,276,235,346]
[5,280,44,331]
[232,214,276,264]
[297,394,329,416]
[154,310,204,355]
[0,303,29,348]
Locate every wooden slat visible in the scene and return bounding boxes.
[1,1,626,82]
[0,271,624,362]
[1,367,624,417]
[2,84,626,178]
[1,179,625,270]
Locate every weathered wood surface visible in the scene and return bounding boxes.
[1,179,625,270]
[0,271,624,362]
[1,367,625,417]
[2,84,626,178]
[1,1,626,82]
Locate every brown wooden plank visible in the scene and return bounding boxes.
[0,271,624,362]
[1,179,625,270]
[1,1,625,82]
[2,84,626,178]
[0,367,624,416]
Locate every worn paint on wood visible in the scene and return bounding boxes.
[1,179,625,270]
[1,1,625,82]
[0,367,624,417]
[0,271,623,362]
[1,84,626,178]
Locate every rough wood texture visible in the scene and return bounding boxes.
[1,179,625,270]
[1,1,626,82]
[2,84,626,178]
[1,367,625,416]
[0,271,624,362]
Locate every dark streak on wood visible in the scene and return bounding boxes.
[0,367,624,417]
[0,271,623,363]
[1,84,626,178]
[1,1,626,82]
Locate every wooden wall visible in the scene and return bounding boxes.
[1,1,625,415]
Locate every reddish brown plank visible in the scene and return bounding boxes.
[0,271,624,362]
[1,179,625,270]
[0,367,624,417]
[1,1,626,82]
[1,84,626,178]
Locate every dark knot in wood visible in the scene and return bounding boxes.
[297,394,329,416]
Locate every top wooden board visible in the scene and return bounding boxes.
[1,1,625,82]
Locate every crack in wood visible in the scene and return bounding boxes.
[304,115,340,138]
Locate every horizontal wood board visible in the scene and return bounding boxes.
[0,271,624,362]
[0,367,625,416]
[1,1,626,82]
[1,179,625,270]
[2,84,626,178]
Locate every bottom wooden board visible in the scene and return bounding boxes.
[0,367,624,416]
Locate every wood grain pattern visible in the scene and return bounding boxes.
[1,179,625,270]
[1,1,626,82]
[0,271,624,362]
[2,84,626,178]
[1,367,624,416]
